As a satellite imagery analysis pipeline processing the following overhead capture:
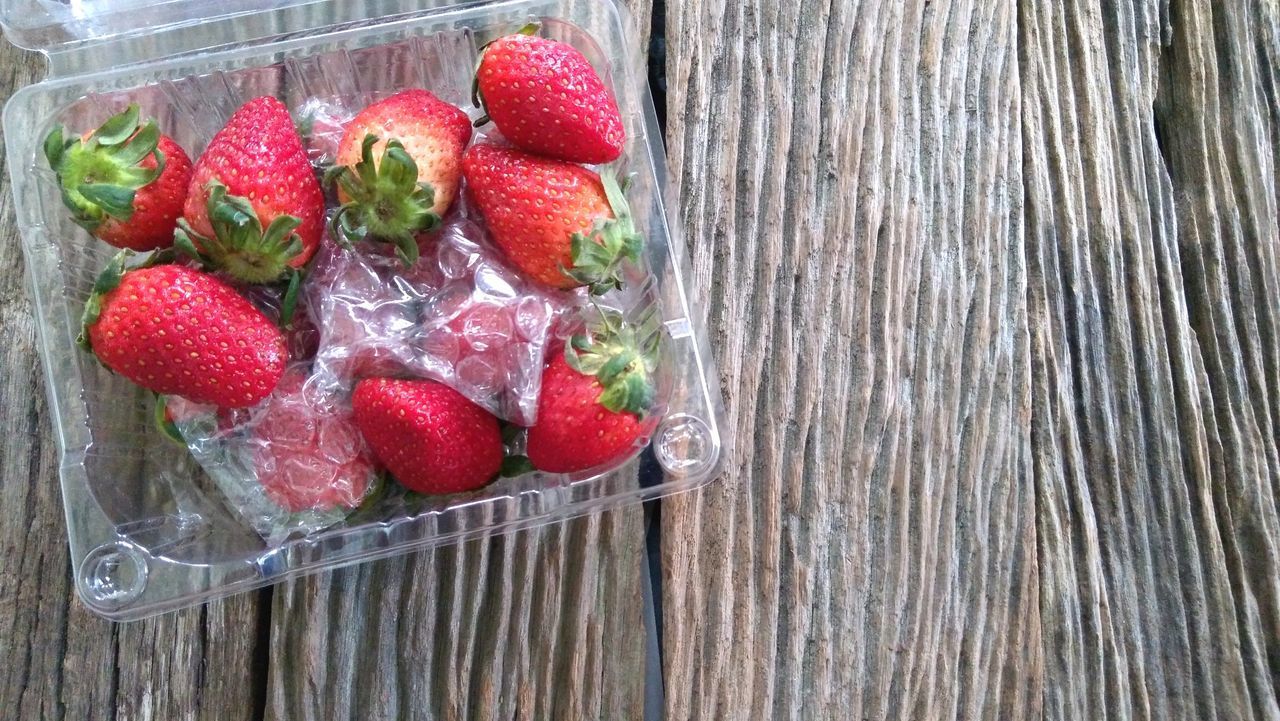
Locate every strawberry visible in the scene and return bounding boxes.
[474,28,625,164]
[352,378,503,494]
[43,104,193,251]
[178,96,324,283]
[80,252,287,408]
[526,313,660,474]
[327,90,472,265]
[462,143,642,292]
[250,368,377,512]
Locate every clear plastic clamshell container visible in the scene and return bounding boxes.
[2,0,725,619]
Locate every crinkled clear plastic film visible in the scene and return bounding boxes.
[160,95,587,542]
[168,364,377,544]
[307,216,575,427]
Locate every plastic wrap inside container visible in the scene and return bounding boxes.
[168,363,379,544]
[296,94,578,426]
[305,216,575,427]
[155,80,583,544]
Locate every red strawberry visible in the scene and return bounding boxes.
[43,104,193,251]
[251,368,377,512]
[81,253,287,408]
[462,143,642,291]
[178,96,324,283]
[474,28,625,163]
[352,378,503,494]
[327,90,472,265]
[526,314,660,474]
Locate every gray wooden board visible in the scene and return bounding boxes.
[1024,1,1280,719]
[0,2,655,720]
[4,0,1280,719]
[660,0,1279,719]
[659,0,1037,717]
[0,40,266,720]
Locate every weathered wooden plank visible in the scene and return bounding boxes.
[3,3,659,717]
[8,0,1277,719]
[264,3,655,718]
[1022,1,1280,719]
[659,0,1039,718]
[0,37,266,721]
[265,511,647,720]
[111,597,264,721]
[0,88,118,716]
[623,0,652,63]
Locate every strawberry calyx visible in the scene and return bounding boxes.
[498,422,536,477]
[471,22,541,127]
[153,394,185,445]
[175,181,303,285]
[563,172,644,295]
[343,472,391,525]
[43,103,165,234]
[565,305,662,417]
[324,134,440,266]
[278,269,303,329]
[500,455,537,477]
[76,249,131,353]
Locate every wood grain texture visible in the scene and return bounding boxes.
[1023,1,1280,719]
[660,0,1280,719]
[659,0,1038,718]
[0,38,266,721]
[6,0,1280,719]
[0,5,657,720]
[265,511,647,720]
[0,45,115,717]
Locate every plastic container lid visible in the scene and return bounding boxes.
[5,0,222,48]
[2,0,293,49]
[0,0,461,74]
[5,0,727,620]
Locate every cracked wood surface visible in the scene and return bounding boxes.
[3,0,1279,719]
[660,0,1279,719]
